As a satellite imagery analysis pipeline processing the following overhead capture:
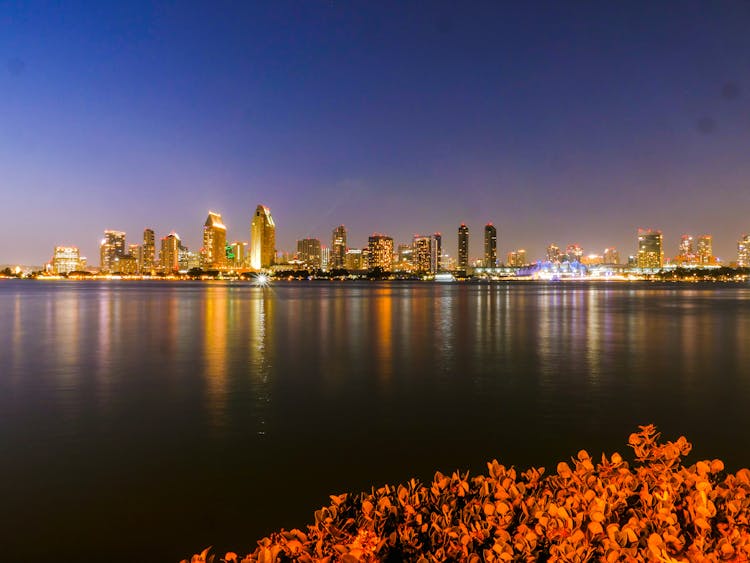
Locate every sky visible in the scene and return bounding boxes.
[2,0,750,265]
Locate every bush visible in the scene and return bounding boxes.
[183,426,750,562]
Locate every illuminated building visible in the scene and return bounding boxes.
[738,235,750,267]
[368,234,394,271]
[637,228,663,269]
[604,247,620,264]
[507,249,527,267]
[679,235,695,260]
[128,244,142,273]
[250,205,276,270]
[160,232,181,273]
[143,228,155,272]
[117,254,138,275]
[321,246,330,272]
[412,235,432,274]
[99,230,126,273]
[201,211,227,270]
[345,249,364,271]
[431,233,442,272]
[566,244,583,263]
[546,243,561,263]
[331,225,347,270]
[179,246,201,271]
[697,235,713,264]
[297,238,322,269]
[581,254,603,266]
[458,224,469,271]
[228,241,247,269]
[484,224,497,267]
[52,246,81,274]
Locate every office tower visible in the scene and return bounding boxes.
[679,235,695,259]
[637,228,664,269]
[228,241,247,269]
[179,245,201,271]
[507,249,527,267]
[201,211,227,270]
[697,235,713,264]
[320,246,330,271]
[160,232,181,273]
[484,223,497,268]
[345,249,364,271]
[738,235,750,268]
[458,224,469,271]
[99,230,126,273]
[128,244,142,273]
[297,238,322,269]
[603,247,620,265]
[142,229,155,272]
[431,233,442,272]
[566,244,583,263]
[546,243,561,263]
[331,225,347,270]
[396,243,413,270]
[368,234,394,271]
[412,235,432,274]
[250,205,276,270]
[53,246,81,274]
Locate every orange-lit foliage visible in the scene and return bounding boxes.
[182,426,750,562]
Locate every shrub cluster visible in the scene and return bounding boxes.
[183,426,750,562]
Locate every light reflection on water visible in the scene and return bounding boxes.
[1,280,750,562]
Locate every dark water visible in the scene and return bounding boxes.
[1,280,749,562]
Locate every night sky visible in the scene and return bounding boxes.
[2,1,750,265]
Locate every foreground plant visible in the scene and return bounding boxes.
[183,425,750,562]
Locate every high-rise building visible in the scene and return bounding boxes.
[603,247,620,264]
[484,224,497,268]
[457,224,469,271]
[250,205,276,270]
[345,249,364,271]
[738,235,750,268]
[566,244,583,263]
[99,230,126,273]
[331,225,347,270]
[637,228,663,269]
[368,234,394,271]
[679,235,695,260]
[431,233,442,272]
[128,244,142,273]
[201,211,227,270]
[179,245,201,271]
[228,241,247,269]
[53,246,81,274]
[297,238,322,269]
[412,235,432,274]
[507,249,527,267]
[546,243,561,263]
[697,235,713,264]
[143,228,155,273]
[321,246,330,272]
[160,232,181,274]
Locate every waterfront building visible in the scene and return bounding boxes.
[331,225,347,270]
[637,228,664,269]
[297,238,322,269]
[581,254,603,266]
[228,241,247,269]
[52,246,81,274]
[546,243,561,263]
[99,230,126,273]
[128,244,142,273]
[412,235,432,274]
[566,244,583,263]
[160,232,181,274]
[679,235,695,260]
[484,224,497,268]
[603,247,620,265]
[431,233,442,272]
[143,229,155,272]
[507,249,527,267]
[697,235,713,264]
[368,234,394,271]
[321,246,330,272]
[345,249,364,271]
[117,254,138,275]
[201,211,227,270]
[179,246,201,271]
[738,235,750,268]
[250,205,276,270]
[458,224,469,271]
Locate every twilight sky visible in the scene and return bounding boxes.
[2,1,750,265]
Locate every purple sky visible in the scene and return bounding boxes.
[2,1,750,265]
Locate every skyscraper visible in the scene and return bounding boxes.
[297,238,322,269]
[738,235,750,268]
[679,235,695,260]
[637,228,663,269]
[129,244,142,273]
[160,232,181,273]
[52,246,81,274]
[457,224,469,271]
[697,235,713,264]
[367,234,394,271]
[484,223,497,268]
[603,247,620,265]
[228,241,248,269]
[99,230,126,273]
[412,235,432,274]
[250,205,276,270]
[546,243,561,263]
[507,249,527,267]
[331,225,347,270]
[143,228,155,272]
[201,211,227,270]
[431,233,442,273]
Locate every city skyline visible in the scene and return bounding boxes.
[3,2,750,264]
